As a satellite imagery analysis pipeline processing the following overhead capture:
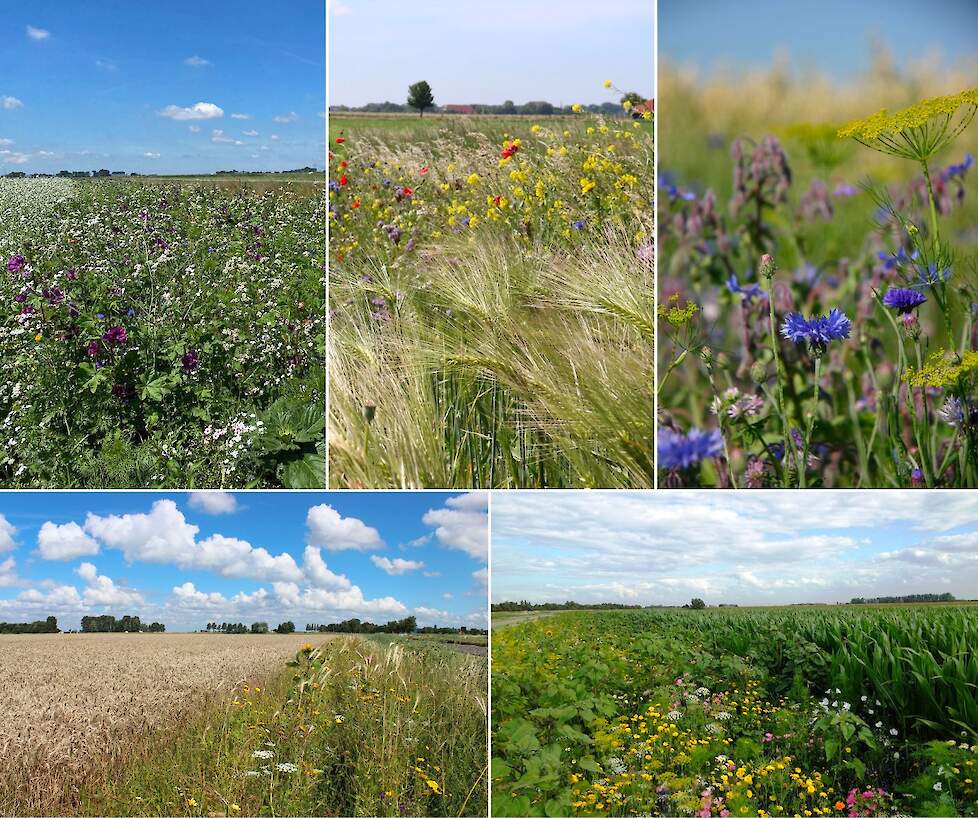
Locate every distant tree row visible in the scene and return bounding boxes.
[303,615,417,634]
[849,593,956,605]
[491,600,643,612]
[205,621,295,634]
[81,615,164,632]
[4,167,321,180]
[0,616,60,634]
[330,101,632,117]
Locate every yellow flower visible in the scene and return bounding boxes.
[34,333,43,342]
[229,805,240,814]
[643,111,652,121]
[622,100,632,110]
[530,124,541,134]
[571,103,582,113]
[580,178,596,194]
[425,779,441,794]
[603,80,613,89]
[187,799,198,808]
[466,173,480,186]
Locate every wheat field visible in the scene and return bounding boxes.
[0,632,325,815]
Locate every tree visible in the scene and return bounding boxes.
[274,620,296,634]
[690,598,706,610]
[251,622,269,634]
[407,81,434,118]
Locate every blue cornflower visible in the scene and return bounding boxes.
[572,219,586,231]
[918,263,952,287]
[833,183,857,197]
[882,288,927,314]
[938,396,978,428]
[877,247,916,271]
[726,272,766,303]
[328,180,341,193]
[947,153,974,179]
[658,427,723,470]
[780,308,851,355]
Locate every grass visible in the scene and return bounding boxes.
[329,103,654,488]
[81,637,488,818]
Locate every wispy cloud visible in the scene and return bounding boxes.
[26,25,50,41]
[143,152,161,158]
[230,113,251,120]
[183,55,211,68]
[94,59,117,71]
[1,96,24,110]
[273,111,299,124]
[210,129,243,145]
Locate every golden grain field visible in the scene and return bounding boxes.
[0,633,330,815]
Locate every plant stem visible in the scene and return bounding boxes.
[800,356,820,489]
[764,283,792,487]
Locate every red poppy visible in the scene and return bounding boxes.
[501,142,520,159]
[339,160,348,170]
[493,195,502,206]
[419,166,429,176]
[402,186,413,196]
[339,175,348,186]
[335,137,346,144]
[352,198,361,209]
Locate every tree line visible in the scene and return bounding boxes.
[492,600,643,612]
[205,621,296,634]
[81,615,165,632]
[849,593,957,605]
[0,616,60,634]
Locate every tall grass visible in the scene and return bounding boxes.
[83,637,488,818]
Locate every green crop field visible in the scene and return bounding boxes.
[491,606,978,817]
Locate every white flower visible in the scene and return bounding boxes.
[889,728,898,736]
[933,782,943,792]
[252,750,274,760]
[276,763,299,773]
[667,710,682,721]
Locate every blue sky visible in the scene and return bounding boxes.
[0,491,488,631]
[0,1,325,175]
[660,0,978,80]
[328,0,654,107]
[492,492,978,606]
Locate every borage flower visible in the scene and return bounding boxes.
[780,308,851,355]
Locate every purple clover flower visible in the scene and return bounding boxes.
[658,427,724,470]
[6,255,26,275]
[181,348,200,373]
[882,288,927,314]
[780,308,851,355]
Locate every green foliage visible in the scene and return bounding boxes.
[407,81,435,117]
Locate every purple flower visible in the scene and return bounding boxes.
[947,153,974,179]
[14,293,26,303]
[882,288,926,314]
[780,308,851,355]
[103,325,128,345]
[111,383,131,399]
[572,219,586,231]
[6,255,25,275]
[658,426,724,470]
[66,268,78,281]
[918,263,951,287]
[726,272,767,303]
[833,183,858,197]
[181,348,200,373]
[86,341,99,357]
[877,247,916,271]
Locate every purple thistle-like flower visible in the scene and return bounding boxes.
[6,255,26,275]
[882,288,927,314]
[658,426,724,470]
[781,308,850,355]
[103,325,128,345]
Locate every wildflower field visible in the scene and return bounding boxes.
[329,87,654,488]
[1,634,487,817]
[491,607,978,817]
[657,60,978,487]
[0,177,325,489]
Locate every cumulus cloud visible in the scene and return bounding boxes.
[183,55,210,67]
[273,111,299,124]
[0,138,13,146]
[76,562,144,607]
[371,555,424,576]
[37,521,100,560]
[26,25,49,41]
[0,513,16,552]
[1,96,23,110]
[0,556,19,587]
[230,113,252,120]
[159,102,224,121]
[83,499,300,583]
[172,581,227,609]
[303,546,352,590]
[422,492,488,560]
[188,492,239,515]
[1,150,30,164]
[472,567,489,587]
[306,504,384,552]
[273,581,407,616]
[143,151,161,159]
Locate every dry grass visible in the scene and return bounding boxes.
[0,632,326,815]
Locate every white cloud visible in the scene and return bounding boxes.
[1,151,30,164]
[273,111,299,124]
[0,138,13,146]
[15,585,82,608]
[183,55,211,67]
[422,492,488,561]
[37,521,100,560]
[371,555,424,576]
[270,134,280,141]
[303,546,352,590]
[211,129,243,145]
[242,129,259,137]
[188,492,239,515]
[443,592,454,600]
[306,504,384,552]
[230,113,252,120]
[172,581,227,609]
[473,567,489,587]
[1,96,23,110]
[26,25,50,41]
[414,606,455,626]
[76,562,144,607]
[95,59,116,71]
[0,514,16,552]
[273,582,407,616]
[188,124,201,133]
[195,534,302,582]
[143,151,161,159]
[159,102,224,121]
[0,556,19,587]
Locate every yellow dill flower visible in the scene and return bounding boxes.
[838,88,978,160]
[579,177,596,194]
[905,349,978,387]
